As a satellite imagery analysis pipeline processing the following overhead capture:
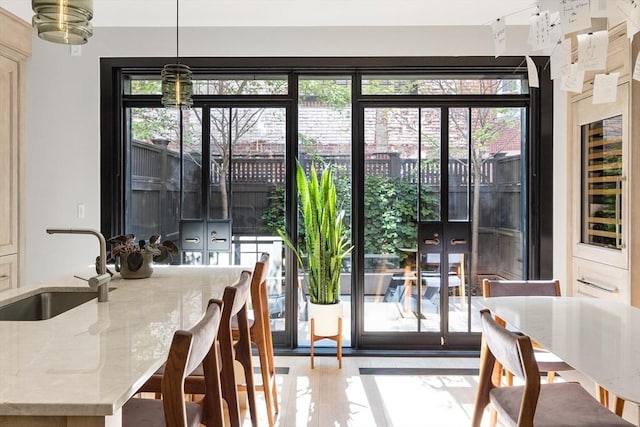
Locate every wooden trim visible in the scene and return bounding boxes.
[0,8,31,61]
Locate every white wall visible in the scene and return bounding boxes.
[24,24,568,284]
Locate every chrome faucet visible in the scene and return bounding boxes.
[46,228,111,302]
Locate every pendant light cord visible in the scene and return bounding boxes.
[176,0,180,65]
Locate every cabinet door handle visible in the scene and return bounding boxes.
[0,274,8,279]
[450,239,467,245]
[577,278,618,293]
[424,238,440,245]
[184,237,200,243]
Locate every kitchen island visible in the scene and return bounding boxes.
[0,265,247,427]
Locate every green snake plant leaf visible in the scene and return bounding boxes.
[279,161,353,304]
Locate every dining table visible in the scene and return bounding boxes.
[481,296,640,406]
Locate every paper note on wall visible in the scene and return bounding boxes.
[560,63,585,93]
[577,30,608,71]
[551,38,571,80]
[529,11,552,52]
[491,17,507,57]
[633,52,640,81]
[526,56,539,88]
[593,72,620,104]
[561,0,591,33]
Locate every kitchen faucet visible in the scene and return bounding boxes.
[46,228,111,302]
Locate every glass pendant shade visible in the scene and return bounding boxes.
[32,0,93,45]
[161,63,193,109]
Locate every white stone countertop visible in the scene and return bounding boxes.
[481,296,640,404]
[0,265,248,417]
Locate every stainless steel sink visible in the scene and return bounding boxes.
[0,288,115,321]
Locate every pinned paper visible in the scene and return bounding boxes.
[529,11,552,52]
[561,0,591,34]
[526,56,539,88]
[548,11,563,52]
[551,38,571,80]
[627,1,640,39]
[491,17,507,57]
[633,51,640,81]
[560,63,585,93]
[593,72,620,104]
[577,30,608,71]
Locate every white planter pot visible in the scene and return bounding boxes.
[308,301,343,337]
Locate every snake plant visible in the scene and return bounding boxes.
[279,161,353,304]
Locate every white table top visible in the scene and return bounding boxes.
[481,296,640,404]
[0,265,247,416]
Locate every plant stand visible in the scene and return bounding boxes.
[310,317,342,369]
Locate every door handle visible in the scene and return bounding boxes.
[450,239,467,245]
[184,237,200,243]
[424,238,440,245]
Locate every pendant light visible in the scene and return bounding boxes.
[161,0,193,109]
[31,0,93,45]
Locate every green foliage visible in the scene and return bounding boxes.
[298,80,351,109]
[278,162,353,304]
[263,171,439,270]
[363,174,438,265]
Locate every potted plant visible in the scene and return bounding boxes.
[106,234,178,279]
[279,161,353,339]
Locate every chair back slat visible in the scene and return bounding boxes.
[162,299,222,426]
[483,279,561,298]
[225,271,252,318]
[480,309,530,380]
[182,299,223,376]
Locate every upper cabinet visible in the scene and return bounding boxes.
[0,8,31,288]
[569,24,640,305]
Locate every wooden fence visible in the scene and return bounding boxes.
[129,140,521,276]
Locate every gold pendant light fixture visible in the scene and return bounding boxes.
[161,0,193,109]
[31,0,93,45]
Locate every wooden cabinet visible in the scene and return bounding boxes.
[0,254,17,292]
[0,8,31,288]
[569,24,640,305]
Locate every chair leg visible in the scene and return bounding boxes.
[255,334,276,427]
[220,350,242,427]
[263,322,279,414]
[546,370,556,383]
[234,340,258,427]
[489,407,498,427]
[614,396,625,417]
[505,370,514,387]
[597,384,609,407]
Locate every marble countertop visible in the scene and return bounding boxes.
[0,265,247,416]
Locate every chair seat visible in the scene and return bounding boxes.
[490,382,633,427]
[123,396,202,427]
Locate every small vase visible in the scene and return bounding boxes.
[116,252,154,279]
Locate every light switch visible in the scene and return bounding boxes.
[70,45,82,56]
[77,203,85,219]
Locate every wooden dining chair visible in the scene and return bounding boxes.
[138,271,257,427]
[231,253,279,426]
[472,309,633,427]
[122,298,224,427]
[482,279,572,385]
